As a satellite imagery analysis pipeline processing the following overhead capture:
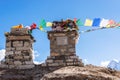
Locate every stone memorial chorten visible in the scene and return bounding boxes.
[1,28,35,69]
[43,19,84,67]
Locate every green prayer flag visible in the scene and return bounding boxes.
[40,19,46,28]
[76,19,83,26]
[117,26,120,28]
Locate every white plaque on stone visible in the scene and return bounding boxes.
[57,37,68,45]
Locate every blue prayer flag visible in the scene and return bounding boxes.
[92,18,101,27]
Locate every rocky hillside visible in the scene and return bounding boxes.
[0,64,120,80]
[41,65,120,80]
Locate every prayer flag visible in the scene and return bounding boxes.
[40,19,46,27]
[74,18,77,22]
[30,23,37,30]
[92,18,101,27]
[106,20,116,28]
[84,19,93,26]
[39,26,43,31]
[116,23,120,27]
[76,19,83,26]
[46,22,52,27]
[100,19,109,27]
[12,24,23,28]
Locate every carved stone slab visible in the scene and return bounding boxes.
[56,36,68,45]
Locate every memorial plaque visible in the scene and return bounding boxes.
[56,36,68,45]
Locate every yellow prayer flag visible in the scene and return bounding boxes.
[12,24,23,28]
[46,22,52,27]
[84,19,93,26]
[39,26,43,31]
[106,24,111,28]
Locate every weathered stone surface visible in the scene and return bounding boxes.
[14,61,22,65]
[54,33,66,36]
[0,65,120,80]
[16,47,31,51]
[54,60,63,63]
[7,36,31,40]
[4,28,35,69]
[25,61,33,65]
[48,63,59,66]
[0,64,8,68]
[14,51,21,54]
[5,51,14,55]
[68,48,75,52]
[18,65,34,69]
[14,56,23,60]
[45,31,83,67]
[46,60,53,63]
[6,48,16,51]
[13,43,23,47]
[6,41,11,47]
[24,42,30,47]
[11,28,29,34]
[56,36,68,45]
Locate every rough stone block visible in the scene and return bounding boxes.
[24,42,30,47]
[13,43,23,47]
[16,47,30,50]
[41,63,47,67]
[6,41,11,47]
[68,48,75,52]
[25,61,33,65]
[54,60,63,63]
[15,51,21,54]
[70,56,79,59]
[0,64,8,68]
[14,61,22,65]
[6,61,14,65]
[46,60,53,63]
[48,63,59,66]
[50,52,59,57]
[60,49,67,53]
[66,59,74,62]
[18,65,34,69]
[54,33,66,36]
[6,48,15,51]
[14,56,23,60]
[24,56,30,59]
[8,65,15,69]
[7,36,31,40]
[13,41,19,44]
[5,51,13,55]
[66,62,73,66]
[6,48,11,51]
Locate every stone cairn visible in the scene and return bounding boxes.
[42,30,84,67]
[0,28,35,69]
[41,20,84,67]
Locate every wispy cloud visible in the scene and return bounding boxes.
[32,50,40,60]
[100,60,110,67]
[32,50,43,64]
[83,59,88,64]
[0,49,5,61]
[33,61,44,65]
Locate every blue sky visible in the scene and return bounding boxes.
[0,0,120,66]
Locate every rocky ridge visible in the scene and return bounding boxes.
[0,64,120,80]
